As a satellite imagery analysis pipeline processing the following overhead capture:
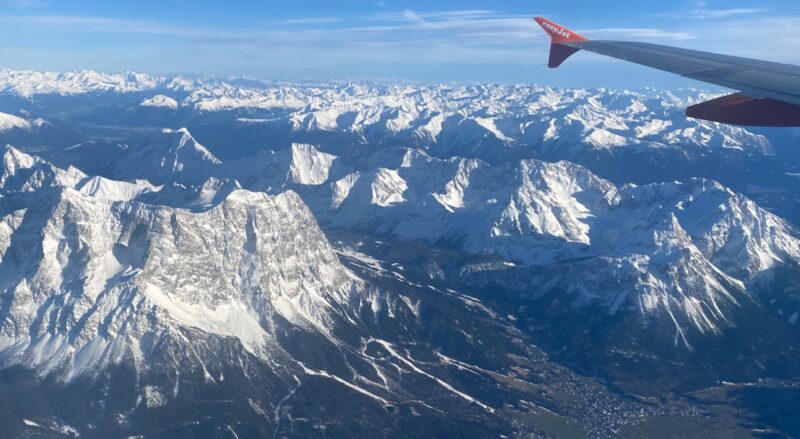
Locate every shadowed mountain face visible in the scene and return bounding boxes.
[0,70,799,438]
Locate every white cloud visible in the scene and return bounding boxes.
[681,16,800,63]
[658,1,765,20]
[278,17,341,25]
[0,15,225,37]
[0,9,699,72]
[583,28,694,41]
[2,0,47,9]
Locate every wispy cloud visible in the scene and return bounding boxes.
[0,15,229,37]
[658,1,765,20]
[7,7,764,83]
[584,28,694,41]
[370,9,512,23]
[0,10,539,41]
[684,16,800,62]
[0,9,697,59]
[3,0,48,10]
[278,17,341,25]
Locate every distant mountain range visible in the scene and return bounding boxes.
[0,70,799,437]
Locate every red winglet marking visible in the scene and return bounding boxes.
[534,17,588,43]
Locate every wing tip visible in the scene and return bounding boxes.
[534,17,586,68]
[533,17,588,43]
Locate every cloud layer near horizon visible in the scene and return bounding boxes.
[0,2,795,87]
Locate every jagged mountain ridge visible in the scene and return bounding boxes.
[1,70,800,436]
[0,146,355,378]
[135,136,800,340]
[45,122,799,341]
[2,146,685,437]
[3,69,797,225]
[0,70,773,157]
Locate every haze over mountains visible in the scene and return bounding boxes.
[1,69,799,437]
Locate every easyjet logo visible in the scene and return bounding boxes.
[542,21,571,39]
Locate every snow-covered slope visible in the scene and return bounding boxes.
[1,149,548,437]
[88,128,799,340]
[0,70,773,158]
[5,70,791,225]
[0,112,48,133]
[1,145,86,191]
[295,148,800,274]
[140,94,178,109]
[0,184,358,378]
[310,150,614,262]
[0,148,355,370]
[108,128,220,184]
[2,70,799,436]
[63,116,795,337]
[216,146,797,340]
[0,69,184,97]
[0,112,33,132]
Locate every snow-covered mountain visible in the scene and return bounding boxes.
[6,146,700,437]
[0,111,47,133]
[27,115,795,343]
[5,69,795,221]
[0,146,354,376]
[149,141,799,342]
[1,70,800,437]
[107,128,221,184]
[32,120,797,350]
[0,147,527,436]
[140,94,178,109]
[0,69,772,156]
[0,69,188,97]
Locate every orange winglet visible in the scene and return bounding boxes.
[534,17,588,68]
[534,17,588,43]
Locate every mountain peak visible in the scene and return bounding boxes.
[0,154,362,381]
[2,144,37,168]
[141,94,179,109]
[1,145,86,191]
[289,143,336,185]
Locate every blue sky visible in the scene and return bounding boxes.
[2,0,800,88]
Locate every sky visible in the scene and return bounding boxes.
[2,0,800,88]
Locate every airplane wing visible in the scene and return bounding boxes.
[534,17,800,127]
